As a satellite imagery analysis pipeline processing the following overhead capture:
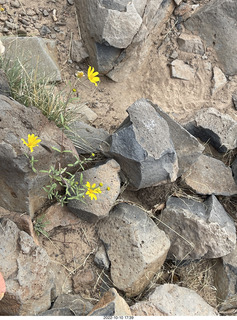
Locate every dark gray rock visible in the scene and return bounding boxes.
[71,40,89,63]
[68,159,121,223]
[39,308,74,316]
[215,245,237,312]
[182,154,237,196]
[159,195,236,260]
[98,202,170,297]
[231,156,237,185]
[184,107,237,152]
[40,25,51,36]
[184,0,237,76]
[51,293,93,316]
[103,99,178,190]
[67,121,109,154]
[151,101,204,176]
[88,288,131,316]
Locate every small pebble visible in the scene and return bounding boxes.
[10,0,20,8]
[40,25,51,36]
[42,9,49,16]
[67,0,74,5]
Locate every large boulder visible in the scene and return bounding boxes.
[75,0,174,81]
[131,284,218,316]
[2,37,61,81]
[103,99,178,189]
[0,218,54,315]
[97,202,170,297]
[0,94,77,217]
[184,0,237,76]
[158,195,236,260]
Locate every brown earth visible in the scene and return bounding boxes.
[1,0,237,314]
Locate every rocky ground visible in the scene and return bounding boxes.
[1,0,237,316]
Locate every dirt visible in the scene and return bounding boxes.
[1,0,236,313]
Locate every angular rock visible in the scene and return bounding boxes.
[103,99,178,190]
[0,218,54,315]
[151,101,204,176]
[159,195,236,260]
[177,33,204,55]
[68,159,121,223]
[67,103,98,124]
[75,0,174,80]
[215,245,237,312]
[184,0,237,76]
[71,40,89,63]
[88,288,132,316]
[1,36,61,81]
[94,244,110,270]
[184,107,237,152]
[147,284,217,316]
[67,121,109,154]
[52,293,93,316]
[170,59,195,81]
[0,95,77,217]
[212,66,227,95]
[182,154,237,196]
[98,203,170,297]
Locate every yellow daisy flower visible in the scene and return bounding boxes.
[85,181,101,200]
[87,66,100,87]
[21,134,41,152]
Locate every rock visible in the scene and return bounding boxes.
[52,293,93,315]
[10,0,20,8]
[40,25,51,36]
[75,0,174,80]
[170,59,195,81]
[145,284,217,315]
[231,156,237,185]
[94,244,110,270]
[184,0,237,76]
[151,101,204,176]
[39,308,74,316]
[42,9,49,16]
[0,218,54,315]
[215,245,237,312]
[68,159,121,223]
[103,99,178,189]
[71,40,89,63]
[182,154,237,196]
[0,40,5,55]
[173,0,183,6]
[131,301,166,316]
[0,69,10,96]
[177,33,204,55]
[98,203,170,297]
[174,2,192,16]
[67,103,98,124]
[88,288,132,316]
[0,94,77,217]
[212,66,227,95]
[4,21,19,30]
[159,195,236,260]
[232,92,237,110]
[72,268,95,294]
[67,121,109,154]
[2,36,61,81]
[184,107,237,152]
[67,0,74,5]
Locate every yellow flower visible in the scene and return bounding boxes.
[106,187,110,191]
[21,134,41,152]
[75,71,84,78]
[99,183,103,187]
[72,88,77,92]
[0,7,4,12]
[87,66,100,87]
[85,181,101,200]
[91,153,95,157]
